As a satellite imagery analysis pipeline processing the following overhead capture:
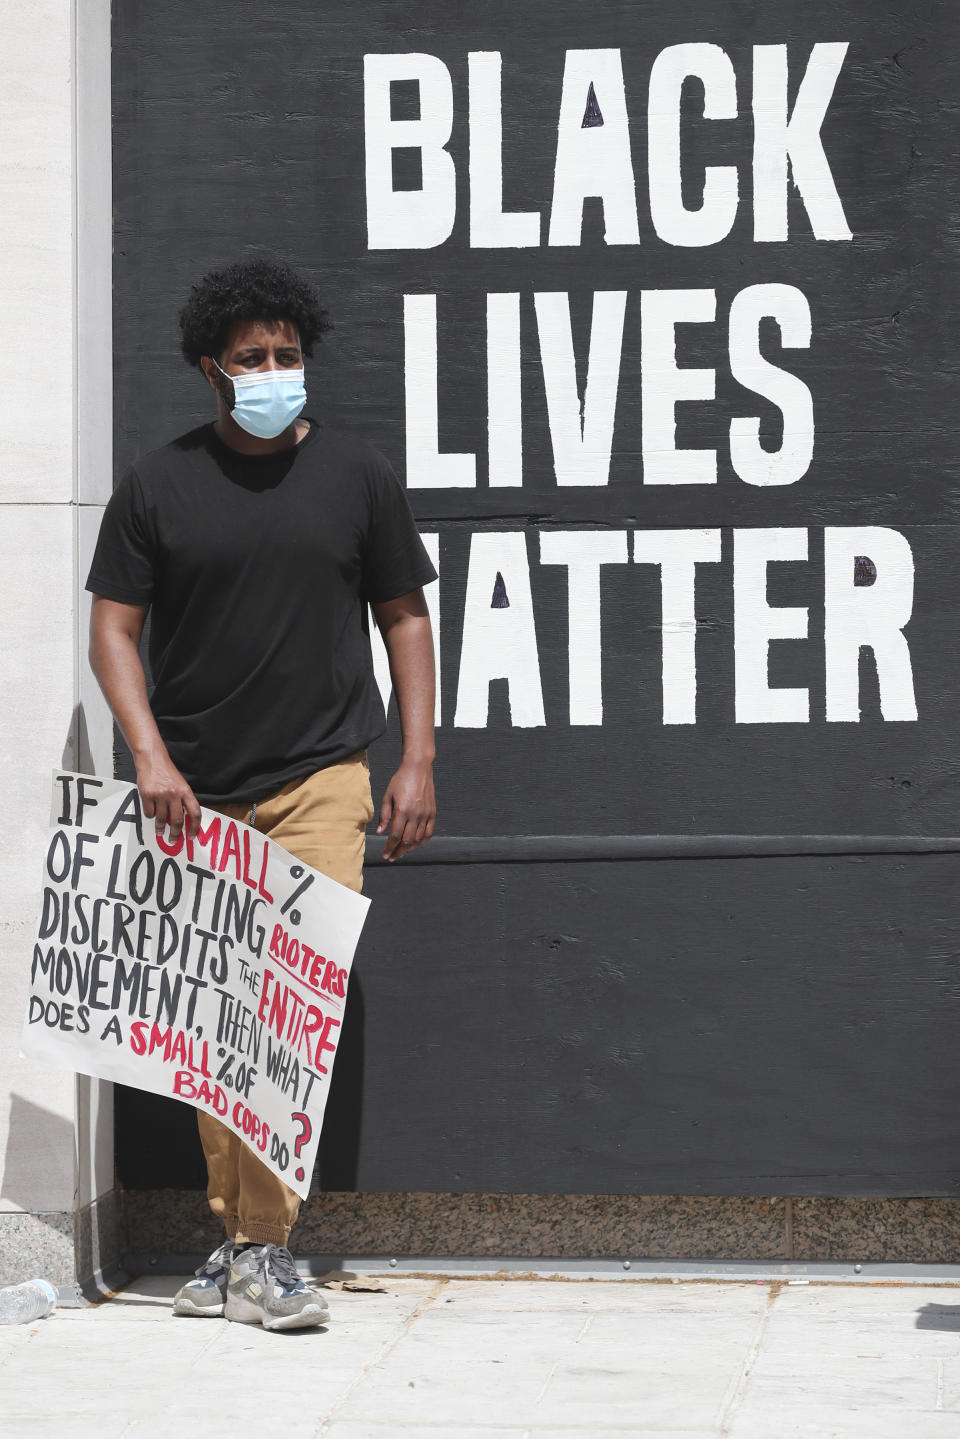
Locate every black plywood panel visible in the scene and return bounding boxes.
[111,1,960,1196]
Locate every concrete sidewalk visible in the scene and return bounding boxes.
[1,1272,959,1437]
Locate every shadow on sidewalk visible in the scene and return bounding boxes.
[916,1302,960,1332]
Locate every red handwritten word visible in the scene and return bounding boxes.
[173,1071,227,1114]
[268,923,347,998]
[130,1021,211,1077]
[258,968,340,1071]
[156,818,273,902]
[232,1100,270,1152]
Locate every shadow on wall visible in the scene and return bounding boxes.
[1,1093,74,1218]
[61,702,95,775]
[2,715,87,1222]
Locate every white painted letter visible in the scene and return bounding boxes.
[535,291,627,486]
[633,529,722,724]
[549,50,641,246]
[364,54,457,250]
[487,294,522,487]
[648,43,739,247]
[729,284,814,486]
[404,294,477,488]
[539,530,629,723]
[824,527,917,721]
[455,533,545,726]
[469,53,541,247]
[734,528,809,723]
[641,289,717,485]
[753,43,852,242]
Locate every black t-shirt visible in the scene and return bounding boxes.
[86,420,437,804]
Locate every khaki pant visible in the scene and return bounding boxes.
[196,753,373,1246]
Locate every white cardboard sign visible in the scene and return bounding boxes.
[21,772,371,1199]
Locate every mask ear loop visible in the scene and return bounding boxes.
[211,357,236,411]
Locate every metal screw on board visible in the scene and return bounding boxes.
[389,1258,398,1268]
[854,1263,863,1273]
[622,1260,631,1270]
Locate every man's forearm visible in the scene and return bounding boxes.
[89,625,166,762]
[372,594,437,859]
[89,599,201,838]
[382,612,436,762]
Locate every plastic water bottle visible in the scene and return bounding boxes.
[0,1279,57,1324]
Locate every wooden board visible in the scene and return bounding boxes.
[112,0,960,1195]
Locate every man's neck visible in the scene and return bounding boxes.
[213,412,310,455]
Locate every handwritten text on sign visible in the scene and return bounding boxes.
[21,773,371,1199]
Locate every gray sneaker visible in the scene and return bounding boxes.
[172,1239,239,1317]
[224,1243,330,1331]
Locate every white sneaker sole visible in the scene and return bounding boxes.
[225,1291,329,1330]
[172,1295,225,1318]
[263,1303,330,1332]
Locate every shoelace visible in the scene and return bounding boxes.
[261,1244,303,1290]
[195,1240,236,1279]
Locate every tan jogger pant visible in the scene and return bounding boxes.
[195,752,373,1246]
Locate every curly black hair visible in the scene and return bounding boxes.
[178,257,330,367]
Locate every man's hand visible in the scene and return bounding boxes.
[136,744,202,843]
[377,758,436,861]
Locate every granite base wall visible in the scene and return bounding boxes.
[120,1191,960,1265]
[0,1189,120,1289]
[6,1189,956,1283]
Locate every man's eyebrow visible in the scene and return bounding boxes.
[232,341,301,358]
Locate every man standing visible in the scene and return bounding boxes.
[87,257,437,1331]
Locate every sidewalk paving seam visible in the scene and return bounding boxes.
[310,1278,448,1438]
[718,1281,781,1435]
[186,1314,234,1369]
[534,1312,595,1407]
[0,1323,42,1375]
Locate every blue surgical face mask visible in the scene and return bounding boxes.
[215,360,307,439]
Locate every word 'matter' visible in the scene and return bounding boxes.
[373,527,917,728]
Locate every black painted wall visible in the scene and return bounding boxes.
[113,0,960,1195]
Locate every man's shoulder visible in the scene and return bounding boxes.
[316,423,397,479]
[130,424,213,472]
[125,424,214,492]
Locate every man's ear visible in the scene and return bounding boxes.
[202,355,235,411]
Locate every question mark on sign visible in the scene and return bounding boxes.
[292,1112,312,1182]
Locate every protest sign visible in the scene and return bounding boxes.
[21,771,370,1199]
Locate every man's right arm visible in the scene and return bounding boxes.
[89,596,201,840]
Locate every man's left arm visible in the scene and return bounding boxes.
[371,588,436,861]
